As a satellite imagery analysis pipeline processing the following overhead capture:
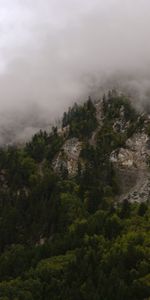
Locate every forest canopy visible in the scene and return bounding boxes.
[0,93,149,300]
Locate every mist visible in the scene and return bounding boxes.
[0,0,150,144]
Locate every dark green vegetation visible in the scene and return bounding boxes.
[0,94,149,299]
[62,97,98,138]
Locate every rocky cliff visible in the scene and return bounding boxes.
[52,91,150,203]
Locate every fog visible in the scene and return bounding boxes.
[0,0,150,143]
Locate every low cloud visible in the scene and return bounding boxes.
[0,0,150,143]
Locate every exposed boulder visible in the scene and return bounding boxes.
[112,105,131,133]
[52,138,82,176]
[110,133,150,202]
[110,133,150,169]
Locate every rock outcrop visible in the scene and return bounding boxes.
[110,133,150,202]
[53,138,82,176]
[52,93,150,203]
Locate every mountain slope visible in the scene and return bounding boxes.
[0,91,149,300]
[52,91,150,203]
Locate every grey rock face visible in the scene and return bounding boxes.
[53,138,82,176]
[123,175,150,203]
[110,133,150,169]
[53,97,150,203]
[110,133,150,202]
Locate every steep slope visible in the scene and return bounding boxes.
[0,91,149,300]
[52,91,150,203]
[111,132,150,202]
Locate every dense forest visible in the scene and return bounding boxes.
[0,93,149,300]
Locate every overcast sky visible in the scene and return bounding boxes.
[0,0,150,142]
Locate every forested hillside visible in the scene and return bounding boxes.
[0,92,149,300]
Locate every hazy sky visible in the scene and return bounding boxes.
[0,0,150,143]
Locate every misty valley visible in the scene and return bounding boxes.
[0,0,150,299]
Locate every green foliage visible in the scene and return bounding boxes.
[102,91,141,139]
[103,91,137,123]
[138,202,148,216]
[0,95,149,299]
[62,97,98,138]
[25,128,63,162]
